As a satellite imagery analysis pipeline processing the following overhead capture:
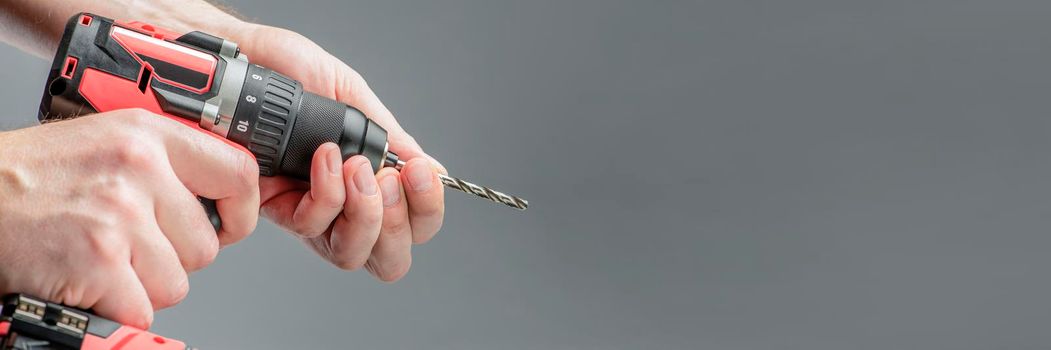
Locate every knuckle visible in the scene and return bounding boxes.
[382,220,411,238]
[332,256,366,271]
[187,236,220,271]
[367,258,412,283]
[156,275,189,308]
[328,236,370,271]
[241,225,258,241]
[357,209,383,228]
[236,152,260,189]
[339,69,369,98]
[172,276,190,304]
[109,138,160,171]
[84,224,128,266]
[289,217,326,238]
[113,109,166,132]
[117,108,154,125]
[97,182,139,210]
[291,226,323,239]
[377,265,409,283]
[93,190,147,231]
[414,229,439,245]
[49,283,88,309]
[221,224,256,247]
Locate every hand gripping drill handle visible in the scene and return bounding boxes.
[38,14,394,229]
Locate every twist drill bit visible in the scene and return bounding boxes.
[389,159,529,210]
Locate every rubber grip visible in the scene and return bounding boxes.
[280,92,346,179]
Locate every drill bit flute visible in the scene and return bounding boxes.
[390,159,529,211]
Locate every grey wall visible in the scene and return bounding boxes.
[3,0,1051,348]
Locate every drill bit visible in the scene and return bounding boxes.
[389,158,529,211]
[437,173,529,210]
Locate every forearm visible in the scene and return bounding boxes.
[0,0,245,58]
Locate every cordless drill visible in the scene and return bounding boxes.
[17,13,530,349]
[39,13,528,224]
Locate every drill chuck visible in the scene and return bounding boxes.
[219,63,391,179]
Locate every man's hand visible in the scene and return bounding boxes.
[0,109,260,329]
[0,0,446,283]
[231,25,447,282]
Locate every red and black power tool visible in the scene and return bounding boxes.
[0,294,192,349]
[42,13,397,176]
[39,13,528,224]
[18,12,529,349]
[39,13,402,228]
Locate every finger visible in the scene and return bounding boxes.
[387,132,447,175]
[151,117,261,245]
[152,168,220,272]
[327,156,383,270]
[257,176,309,229]
[365,168,413,282]
[289,143,347,238]
[400,158,445,244]
[130,222,190,311]
[91,264,154,329]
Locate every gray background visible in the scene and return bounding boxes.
[3,0,1051,348]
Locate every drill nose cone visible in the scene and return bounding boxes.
[339,105,389,172]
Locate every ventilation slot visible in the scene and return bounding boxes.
[138,66,153,93]
[60,57,77,79]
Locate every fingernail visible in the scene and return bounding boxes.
[327,144,342,176]
[380,174,401,207]
[407,163,433,192]
[353,161,378,196]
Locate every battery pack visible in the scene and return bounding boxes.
[0,294,192,350]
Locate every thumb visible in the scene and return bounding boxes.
[90,265,154,330]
